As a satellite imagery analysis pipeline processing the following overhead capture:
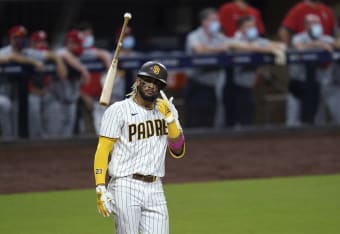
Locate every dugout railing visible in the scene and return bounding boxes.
[1,49,340,138]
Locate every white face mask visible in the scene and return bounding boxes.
[83,35,94,48]
[246,26,258,41]
[122,36,135,49]
[310,23,323,39]
[208,20,221,34]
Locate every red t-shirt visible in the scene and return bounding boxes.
[218,2,265,37]
[281,2,336,35]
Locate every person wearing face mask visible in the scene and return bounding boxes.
[218,0,265,37]
[76,22,112,134]
[112,26,141,102]
[185,8,231,128]
[287,14,337,126]
[119,27,138,56]
[278,0,337,46]
[78,22,95,49]
[232,16,286,126]
[103,29,140,98]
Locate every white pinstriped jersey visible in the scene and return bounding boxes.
[100,98,168,178]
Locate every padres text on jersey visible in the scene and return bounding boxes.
[100,98,169,178]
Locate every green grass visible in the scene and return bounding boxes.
[1,174,340,234]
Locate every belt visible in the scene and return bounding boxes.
[132,173,157,183]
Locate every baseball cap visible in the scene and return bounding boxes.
[31,30,48,42]
[66,29,84,44]
[8,25,28,38]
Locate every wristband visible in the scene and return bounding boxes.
[96,185,106,193]
[165,114,175,124]
[168,133,185,150]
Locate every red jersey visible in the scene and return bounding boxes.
[281,2,336,35]
[218,2,265,37]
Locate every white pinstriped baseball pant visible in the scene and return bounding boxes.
[108,176,169,234]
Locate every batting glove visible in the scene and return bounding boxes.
[157,95,174,124]
[96,185,114,217]
[157,91,182,129]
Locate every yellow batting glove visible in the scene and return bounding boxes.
[96,185,114,217]
[156,97,175,124]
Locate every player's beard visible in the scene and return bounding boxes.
[137,83,159,102]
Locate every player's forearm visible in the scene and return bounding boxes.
[94,136,116,185]
[10,53,39,66]
[95,49,112,68]
[0,55,10,63]
[62,51,88,74]
[45,52,68,79]
[168,135,186,158]
[167,121,185,158]
[193,43,228,54]
[54,56,68,79]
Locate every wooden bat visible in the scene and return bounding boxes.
[99,12,132,106]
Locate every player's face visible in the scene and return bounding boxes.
[137,77,161,102]
[10,36,27,51]
[66,40,83,56]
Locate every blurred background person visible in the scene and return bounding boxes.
[287,14,335,126]
[278,0,337,46]
[218,0,265,37]
[27,30,67,138]
[231,16,286,126]
[0,25,44,139]
[0,57,13,139]
[185,8,230,128]
[76,22,111,134]
[111,26,142,101]
[55,29,90,137]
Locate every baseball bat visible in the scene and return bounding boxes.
[99,12,132,106]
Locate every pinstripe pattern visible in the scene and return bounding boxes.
[102,97,169,233]
[100,98,168,178]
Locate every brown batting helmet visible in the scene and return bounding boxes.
[137,61,167,88]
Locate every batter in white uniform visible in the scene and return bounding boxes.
[93,61,186,234]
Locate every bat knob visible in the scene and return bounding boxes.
[124,12,132,20]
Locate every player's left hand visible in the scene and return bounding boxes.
[96,185,114,217]
[157,91,175,124]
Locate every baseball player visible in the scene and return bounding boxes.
[93,61,186,234]
[27,30,68,138]
[54,29,90,137]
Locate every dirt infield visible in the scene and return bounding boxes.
[0,130,340,194]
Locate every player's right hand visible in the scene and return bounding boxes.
[96,185,114,217]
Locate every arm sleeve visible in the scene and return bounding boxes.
[94,136,116,185]
[169,141,186,159]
